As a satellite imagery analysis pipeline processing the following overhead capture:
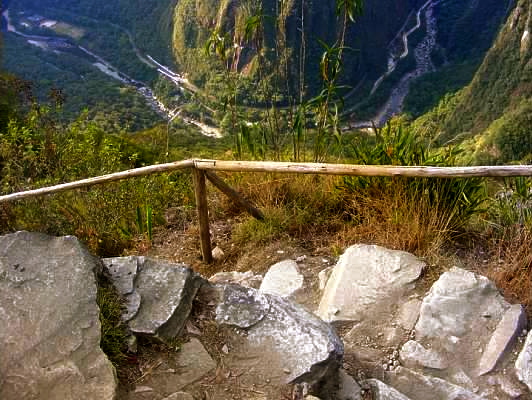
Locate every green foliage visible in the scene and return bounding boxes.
[343,122,486,233]
[96,274,129,375]
[488,177,532,229]
[0,97,194,255]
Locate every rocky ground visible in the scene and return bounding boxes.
[1,231,531,400]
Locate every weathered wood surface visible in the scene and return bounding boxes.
[0,160,195,203]
[1,159,532,203]
[192,169,213,264]
[194,160,532,178]
[205,171,264,221]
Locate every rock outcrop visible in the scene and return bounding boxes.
[2,233,530,400]
[317,244,425,323]
[214,284,344,387]
[103,256,203,344]
[0,232,116,400]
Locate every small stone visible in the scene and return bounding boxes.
[212,246,225,261]
[221,344,229,354]
[134,386,154,393]
[260,260,304,298]
[296,255,307,263]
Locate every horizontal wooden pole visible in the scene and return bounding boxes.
[205,170,264,221]
[194,160,532,178]
[0,160,195,203]
[1,159,531,204]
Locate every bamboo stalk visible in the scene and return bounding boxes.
[205,170,264,221]
[0,160,195,203]
[192,169,213,264]
[194,160,532,178]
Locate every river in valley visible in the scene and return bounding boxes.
[346,0,442,129]
[1,6,221,138]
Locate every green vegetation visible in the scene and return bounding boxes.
[96,274,130,375]
[2,34,162,130]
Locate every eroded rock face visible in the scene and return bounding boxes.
[118,257,203,343]
[0,232,116,400]
[415,267,510,345]
[317,244,424,322]
[214,284,343,388]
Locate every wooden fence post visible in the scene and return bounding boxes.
[192,169,213,264]
[204,170,264,220]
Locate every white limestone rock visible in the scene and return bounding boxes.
[478,304,527,376]
[260,260,304,298]
[515,329,532,391]
[399,340,448,370]
[397,299,422,331]
[317,245,424,322]
[388,367,486,400]
[415,267,509,348]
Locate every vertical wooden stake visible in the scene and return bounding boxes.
[192,169,213,263]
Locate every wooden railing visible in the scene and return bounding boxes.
[1,159,531,263]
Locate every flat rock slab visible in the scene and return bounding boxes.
[387,367,485,400]
[516,330,532,391]
[260,260,304,298]
[399,340,448,370]
[127,258,203,343]
[317,245,424,322]
[0,231,116,400]
[362,379,412,400]
[130,338,216,400]
[215,284,343,387]
[478,304,526,376]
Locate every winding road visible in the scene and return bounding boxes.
[346,0,442,129]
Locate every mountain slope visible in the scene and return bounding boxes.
[413,0,531,164]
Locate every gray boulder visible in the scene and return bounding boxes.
[214,284,343,388]
[317,245,424,322]
[120,257,204,342]
[415,267,510,347]
[516,329,532,391]
[0,232,116,400]
[108,257,203,343]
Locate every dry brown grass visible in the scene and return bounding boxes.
[486,227,532,314]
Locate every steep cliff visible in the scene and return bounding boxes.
[171,0,425,95]
[415,0,531,164]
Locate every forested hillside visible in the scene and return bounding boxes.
[413,0,532,164]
